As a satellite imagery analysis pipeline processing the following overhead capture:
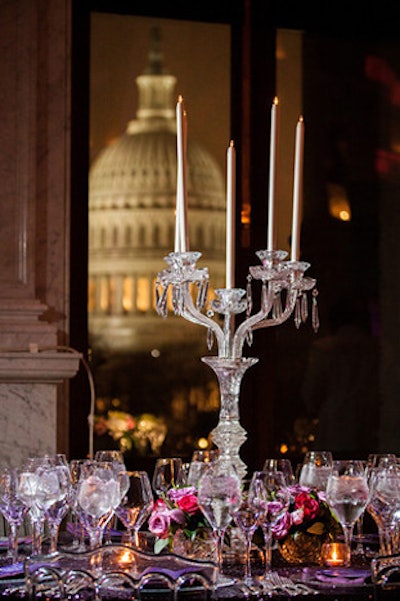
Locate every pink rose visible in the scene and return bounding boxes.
[148,509,171,539]
[168,487,196,501]
[271,511,291,539]
[294,492,319,520]
[291,507,304,526]
[175,494,199,515]
[168,508,186,524]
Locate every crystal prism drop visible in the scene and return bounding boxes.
[246,328,253,347]
[312,288,320,332]
[301,293,308,322]
[294,296,301,329]
[273,295,282,320]
[206,327,214,350]
[246,275,253,318]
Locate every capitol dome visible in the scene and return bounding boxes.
[88,28,226,354]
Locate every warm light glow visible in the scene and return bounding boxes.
[88,278,96,312]
[151,348,161,358]
[280,443,289,454]
[137,277,150,312]
[339,210,351,221]
[197,437,209,449]
[100,277,109,311]
[327,183,352,221]
[122,276,134,312]
[321,542,347,567]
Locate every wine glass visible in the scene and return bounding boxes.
[367,462,400,556]
[326,460,369,566]
[68,459,88,550]
[197,471,242,573]
[16,456,67,555]
[263,458,295,485]
[232,478,263,586]
[187,449,220,488]
[95,450,125,463]
[95,450,128,543]
[115,471,154,546]
[44,456,73,553]
[152,458,186,497]
[298,450,333,490]
[249,470,290,581]
[0,467,29,562]
[75,460,122,549]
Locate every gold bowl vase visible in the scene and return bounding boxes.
[278,532,328,565]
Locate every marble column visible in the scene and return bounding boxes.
[0,0,79,467]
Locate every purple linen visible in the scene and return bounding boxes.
[301,567,370,587]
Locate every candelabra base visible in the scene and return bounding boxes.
[201,356,258,479]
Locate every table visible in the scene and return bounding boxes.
[0,540,397,600]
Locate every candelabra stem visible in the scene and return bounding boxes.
[201,356,258,479]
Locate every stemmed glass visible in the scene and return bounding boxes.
[263,459,295,485]
[115,470,154,546]
[16,456,68,555]
[298,451,333,491]
[75,460,123,550]
[249,470,290,580]
[367,461,400,556]
[152,458,186,497]
[187,450,220,488]
[44,455,73,553]
[95,450,125,463]
[326,460,369,566]
[232,478,263,586]
[197,470,242,573]
[0,468,29,562]
[68,459,90,550]
[95,450,128,544]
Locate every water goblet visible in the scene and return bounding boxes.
[16,456,67,555]
[44,456,73,553]
[197,471,242,573]
[152,457,186,497]
[326,460,369,566]
[249,470,290,580]
[263,458,295,485]
[187,449,220,488]
[299,450,333,491]
[68,459,90,550]
[94,450,128,543]
[75,460,122,550]
[232,478,263,586]
[0,467,29,562]
[95,450,125,464]
[367,463,400,556]
[115,470,154,546]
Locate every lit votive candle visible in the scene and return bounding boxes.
[321,542,348,567]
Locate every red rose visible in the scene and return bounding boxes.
[176,493,199,515]
[294,491,319,520]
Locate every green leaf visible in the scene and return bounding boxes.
[307,522,325,536]
[154,538,170,554]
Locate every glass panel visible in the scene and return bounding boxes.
[89,13,230,465]
[273,27,400,459]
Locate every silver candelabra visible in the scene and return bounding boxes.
[156,248,318,479]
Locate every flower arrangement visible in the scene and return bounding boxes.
[271,484,340,540]
[270,484,341,564]
[148,485,211,554]
[94,410,167,455]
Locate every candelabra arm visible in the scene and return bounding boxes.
[180,284,226,354]
[252,287,298,332]
[231,283,275,358]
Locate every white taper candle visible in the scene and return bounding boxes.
[174,96,188,252]
[226,140,236,289]
[291,116,304,262]
[267,97,279,250]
